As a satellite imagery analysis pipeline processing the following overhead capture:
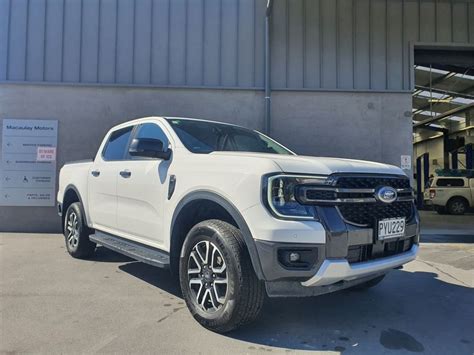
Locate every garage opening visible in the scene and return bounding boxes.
[412,47,474,209]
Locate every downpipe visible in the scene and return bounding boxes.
[264,0,273,134]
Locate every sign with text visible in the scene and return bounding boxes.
[1,119,58,206]
[37,147,57,162]
[401,155,412,170]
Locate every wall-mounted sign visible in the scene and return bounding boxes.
[1,119,58,206]
[401,155,411,170]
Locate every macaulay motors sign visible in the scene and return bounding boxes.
[1,119,58,207]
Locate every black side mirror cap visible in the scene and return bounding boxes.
[129,138,172,160]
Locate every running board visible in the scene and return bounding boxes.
[90,231,170,268]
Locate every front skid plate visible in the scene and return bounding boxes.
[265,272,386,297]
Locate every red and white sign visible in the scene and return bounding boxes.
[37,147,56,161]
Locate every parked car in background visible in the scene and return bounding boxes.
[57,116,419,332]
[427,176,474,215]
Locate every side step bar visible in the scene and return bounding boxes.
[90,231,170,268]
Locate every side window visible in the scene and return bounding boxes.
[135,123,169,147]
[436,178,465,187]
[102,126,133,161]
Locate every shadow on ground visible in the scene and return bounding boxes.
[89,246,134,263]
[118,261,181,297]
[99,248,474,353]
[420,234,474,244]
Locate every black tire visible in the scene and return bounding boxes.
[179,219,265,333]
[447,198,468,215]
[350,275,386,291]
[64,202,96,259]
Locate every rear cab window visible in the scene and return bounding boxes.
[102,126,134,161]
[435,178,465,187]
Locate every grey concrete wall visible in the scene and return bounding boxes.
[0,84,412,232]
[271,91,413,167]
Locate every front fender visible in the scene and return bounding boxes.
[171,190,265,280]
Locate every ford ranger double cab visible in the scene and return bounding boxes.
[57,116,420,332]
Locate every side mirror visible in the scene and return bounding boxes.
[129,138,172,160]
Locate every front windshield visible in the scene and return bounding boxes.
[166,119,294,155]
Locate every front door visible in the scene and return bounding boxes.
[115,122,171,248]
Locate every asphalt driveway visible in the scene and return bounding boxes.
[1,211,473,354]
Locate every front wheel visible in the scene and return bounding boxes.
[179,220,265,333]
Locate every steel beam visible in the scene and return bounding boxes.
[451,151,458,169]
[467,144,473,170]
[414,85,474,101]
[413,103,474,128]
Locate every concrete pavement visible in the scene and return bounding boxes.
[1,211,473,354]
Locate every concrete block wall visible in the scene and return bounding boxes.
[0,84,412,232]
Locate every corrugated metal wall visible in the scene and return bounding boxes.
[0,0,473,91]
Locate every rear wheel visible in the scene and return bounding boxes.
[447,198,468,215]
[64,202,96,258]
[179,220,265,333]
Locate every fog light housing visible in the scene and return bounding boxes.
[278,248,318,269]
[289,252,300,262]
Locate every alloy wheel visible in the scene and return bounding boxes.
[66,211,80,249]
[187,240,228,313]
[451,201,464,214]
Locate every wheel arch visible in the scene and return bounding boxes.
[170,190,264,280]
[62,184,89,232]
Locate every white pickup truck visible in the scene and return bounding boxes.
[426,176,474,215]
[57,116,419,332]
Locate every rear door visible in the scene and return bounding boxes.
[115,122,171,248]
[88,126,134,233]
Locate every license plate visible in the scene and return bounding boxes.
[377,218,406,240]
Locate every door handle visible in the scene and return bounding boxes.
[91,170,100,177]
[119,170,131,178]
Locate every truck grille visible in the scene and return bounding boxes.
[297,175,415,226]
[305,189,336,201]
[347,237,414,264]
[335,176,411,189]
[338,201,414,227]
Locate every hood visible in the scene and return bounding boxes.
[272,155,406,176]
[211,152,406,176]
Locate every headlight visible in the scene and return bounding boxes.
[265,174,329,220]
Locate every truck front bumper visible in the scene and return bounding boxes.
[302,244,418,287]
[246,202,420,294]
